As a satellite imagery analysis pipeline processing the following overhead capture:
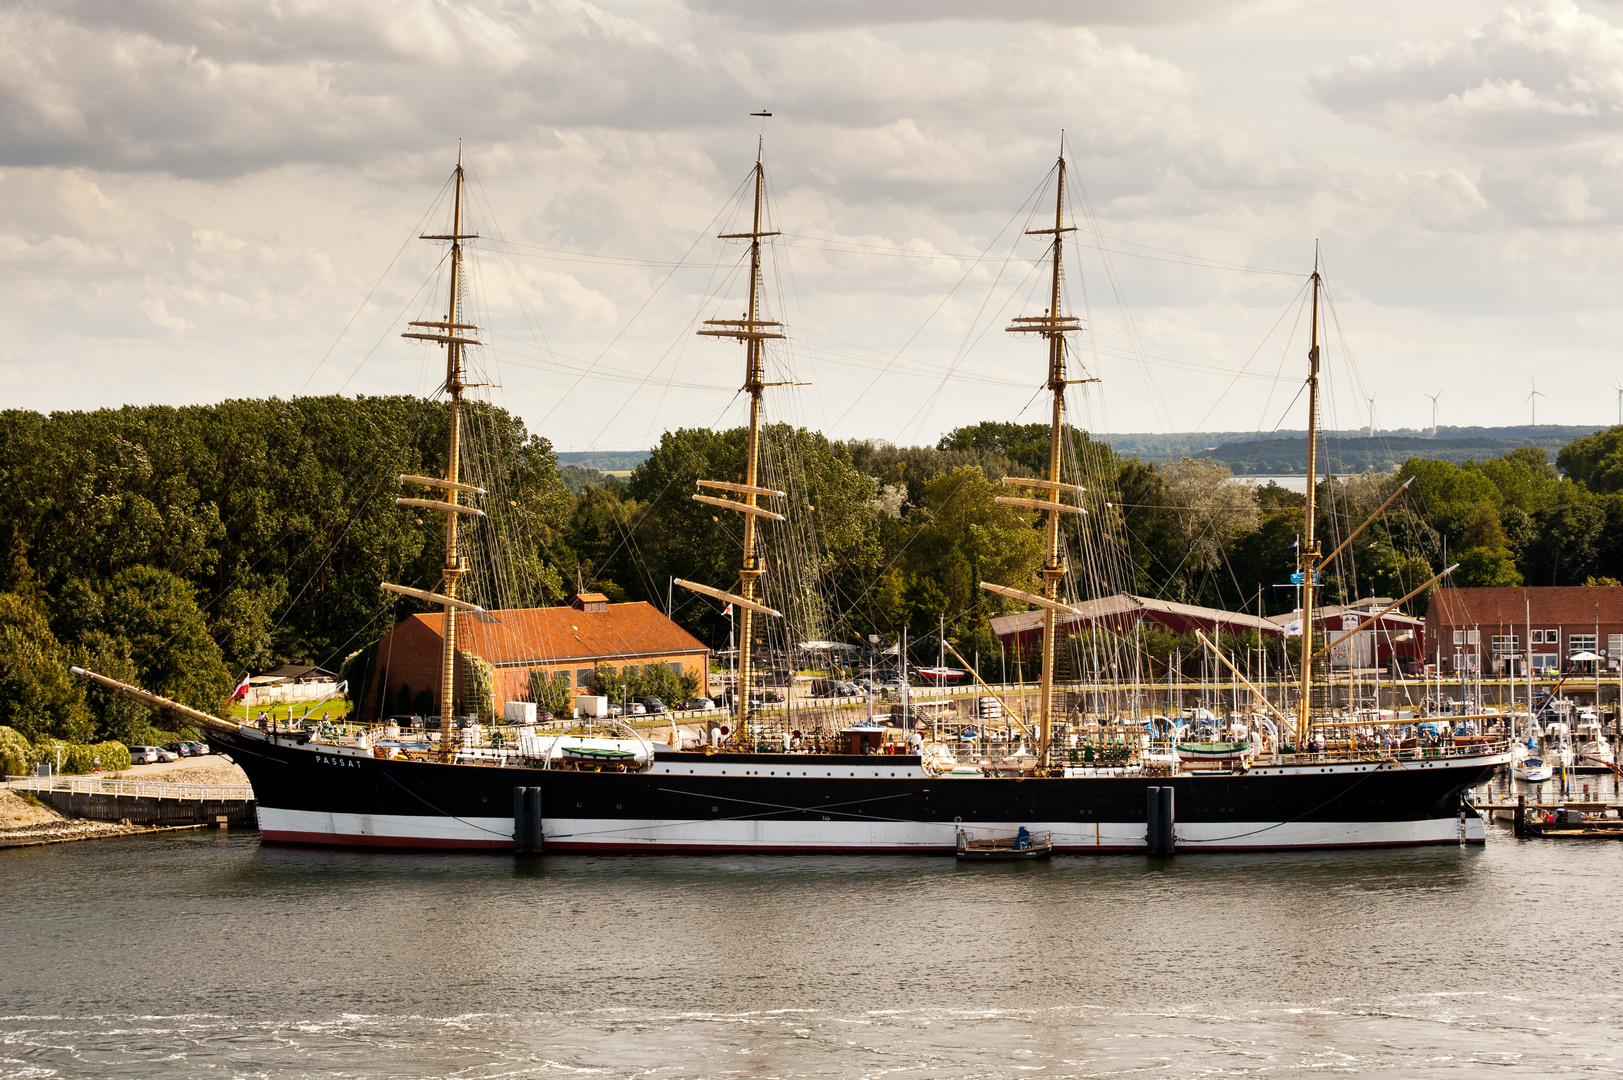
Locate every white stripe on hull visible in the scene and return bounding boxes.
[543,816,1476,852]
[257,807,513,848]
[253,807,1483,852]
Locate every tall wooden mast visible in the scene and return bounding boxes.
[981,153,1088,771]
[677,134,786,748]
[1296,260,1324,750]
[383,158,488,763]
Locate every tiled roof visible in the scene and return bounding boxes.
[1426,586,1623,626]
[410,602,708,666]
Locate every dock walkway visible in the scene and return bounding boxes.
[4,775,256,827]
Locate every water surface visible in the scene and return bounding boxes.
[1,819,1619,1078]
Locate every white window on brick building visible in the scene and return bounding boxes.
[1491,635,1518,656]
[1570,634,1598,655]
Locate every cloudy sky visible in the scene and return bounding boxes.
[3,0,1622,452]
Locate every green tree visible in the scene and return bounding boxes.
[0,592,91,744]
[1453,546,1524,588]
[1523,483,1608,585]
[97,566,234,716]
[1557,426,1623,493]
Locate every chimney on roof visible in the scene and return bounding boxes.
[570,592,609,613]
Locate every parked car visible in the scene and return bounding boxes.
[178,740,210,756]
[625,702,647,716]
[128,745,160,764]
[685,697,716,711]
[759,691,784,703]
[607,704,624,718]
[639,697,668,715]
[155,747,180,762]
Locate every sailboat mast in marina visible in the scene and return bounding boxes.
[1295,263,1323,750]
[675,138,786,748]
[981,153,1090,771]
[382,159,489,764]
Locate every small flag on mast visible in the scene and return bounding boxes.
[230,675,251,700]
[722,603,734,616]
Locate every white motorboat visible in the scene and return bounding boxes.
[1514,756,1553,783]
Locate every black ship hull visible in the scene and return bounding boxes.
[210,727,1503,854]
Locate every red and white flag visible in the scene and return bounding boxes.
[722,603,733,616]
[230,675,251,700]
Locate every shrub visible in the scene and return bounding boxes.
[92,740,131,772]
[30,737,131,773]
[460,651,496,721]
[527,670,572,716]
[0,725,31,776]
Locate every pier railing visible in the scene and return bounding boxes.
[5,776,254,801]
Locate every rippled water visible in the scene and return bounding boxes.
[2,815,1620,1078]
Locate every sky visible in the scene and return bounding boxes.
[3,0,1623,453]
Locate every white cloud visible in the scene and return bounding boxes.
[2,0,1622,441]
[686,0,1265,30]
[1310,1,1623,147]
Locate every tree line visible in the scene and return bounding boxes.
[1,397,1619,766]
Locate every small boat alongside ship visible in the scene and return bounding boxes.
[72,144,1508,855]
[957,826,1052,860]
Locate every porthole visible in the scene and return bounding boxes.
[712,805,719,812]
[616,803,622,810]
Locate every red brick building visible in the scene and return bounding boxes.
[1424,586,1623,675]
[361,593,709,718]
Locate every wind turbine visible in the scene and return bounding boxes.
[1613,377,1621,427]
[1526,378,1545,428]
[1425,388,1443,437]
[1365,393,1376,438]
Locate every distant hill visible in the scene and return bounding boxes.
[555,450,651,472]
[1098,425,1604,473]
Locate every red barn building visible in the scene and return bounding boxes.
[991,593,1284,653]
[361,593,708,718]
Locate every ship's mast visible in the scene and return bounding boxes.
[981,153,1089,771]
[384,159,489,764]
[678,133,786,748]
[1297,261,1324,750]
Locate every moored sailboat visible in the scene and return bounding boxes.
[73,143,1509,853]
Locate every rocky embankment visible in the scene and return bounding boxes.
[0,761,252,848]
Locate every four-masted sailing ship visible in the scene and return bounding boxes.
[73,143,1510,853]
